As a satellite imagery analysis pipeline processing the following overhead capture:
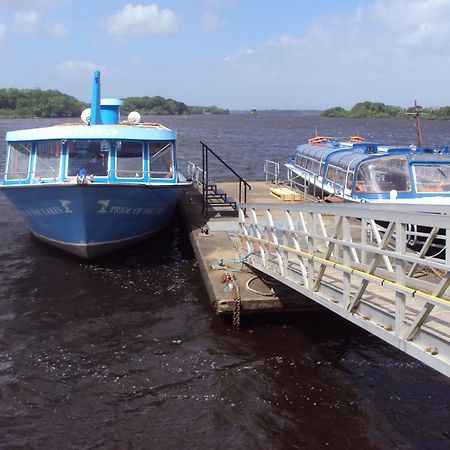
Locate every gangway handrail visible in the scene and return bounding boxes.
[238,200,450,377]
[200,141,251,213]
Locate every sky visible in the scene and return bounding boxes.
[0,0,449,110]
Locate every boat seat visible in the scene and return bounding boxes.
[417,184,445,192]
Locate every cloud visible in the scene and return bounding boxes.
[12,9,69,38]
[220,0,450,109]
[104,3,179,38]
[56,60,98,75]
[48,22,69,38]
[372,0,450,53]
[13,10,40,27]
[201,10,226,30]
[0,24,5,41]
[224,47,255,62]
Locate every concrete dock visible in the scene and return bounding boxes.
[179,181,315,318]
[179,174,450,375]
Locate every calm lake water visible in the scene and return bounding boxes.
[0,114,449,449]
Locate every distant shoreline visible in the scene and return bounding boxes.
[2,88,450,120]
[321,101,450,120]
[0,88,229,119]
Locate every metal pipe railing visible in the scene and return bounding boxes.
[200,141,251,213]
[238,201,450,377]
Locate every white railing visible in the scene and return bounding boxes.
[238,201,450,377]
[264,160,279,184]
[187,162,206,186]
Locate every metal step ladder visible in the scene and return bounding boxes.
[204,183,237,211]
[187,142,251,216]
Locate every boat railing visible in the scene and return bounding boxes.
[4,169,59,183]
[187,162,195,180]
[201,141,251,213]
[6,168,182,184]
[287,168,309,200]
[108,169,173,179]
[187,162,206,185]
[264,160,279,184]
[33,169,59,181]
[287,166,348,201]
[4,170,32,182]
[287,167,327,201]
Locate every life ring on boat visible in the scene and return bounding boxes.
[350,136,365,143]
[309,136,327,144]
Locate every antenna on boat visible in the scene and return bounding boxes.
[405,100,423,147]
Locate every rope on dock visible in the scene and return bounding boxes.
[210,252,253,272]
[246,276,276,297]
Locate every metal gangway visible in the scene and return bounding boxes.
[238,201,450,377]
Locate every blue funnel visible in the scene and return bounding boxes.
[101,99,123,124]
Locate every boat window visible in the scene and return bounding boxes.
[355,155,411,193]
[116,141,143,178]
[414,164,450,192]
[346,171,354,190]
[6,142,31,180]
[67,140,108,177]
[150,141,174,178]
[34,141,61,180]
[295,154,304,166]
[326,164,346,186]
[295,154,320,175]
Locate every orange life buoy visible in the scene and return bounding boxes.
[309,136,328,144]
[350,136,365,143]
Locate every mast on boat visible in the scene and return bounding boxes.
[405,100,423,147]
[90,71,103,125]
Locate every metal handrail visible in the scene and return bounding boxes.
[238,201,450,377]
[264,160,279,183]
[200,141,251,213]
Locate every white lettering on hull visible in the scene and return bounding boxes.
[97,200,163,215]
[21,200,164,217]
[22,200,73,217]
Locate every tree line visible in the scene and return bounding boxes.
[0,88,229,118]
[122,96,228,115]
[0,88,86,118]
[321,101,450,120]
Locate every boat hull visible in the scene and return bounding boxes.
[1,183,185,258]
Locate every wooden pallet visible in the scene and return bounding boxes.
[270,186,301,201]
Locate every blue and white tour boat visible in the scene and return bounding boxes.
[286,135,450,205]
[0,71,191,258]
[285,128,450,257]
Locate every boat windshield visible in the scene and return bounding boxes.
[149,141,174,178]
[68,140,109,177]
[35,141,62,180]
[116,141,143,178]
[6,142,31,180]
[355,155,411,193]
[414,164,450,192]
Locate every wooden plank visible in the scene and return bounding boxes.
[270,186,301,201]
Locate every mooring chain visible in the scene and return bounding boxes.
[221,272,241,329]
[232,290,241,330]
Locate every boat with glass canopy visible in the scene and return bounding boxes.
[285,136,450,205]
[0,71,191,258]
